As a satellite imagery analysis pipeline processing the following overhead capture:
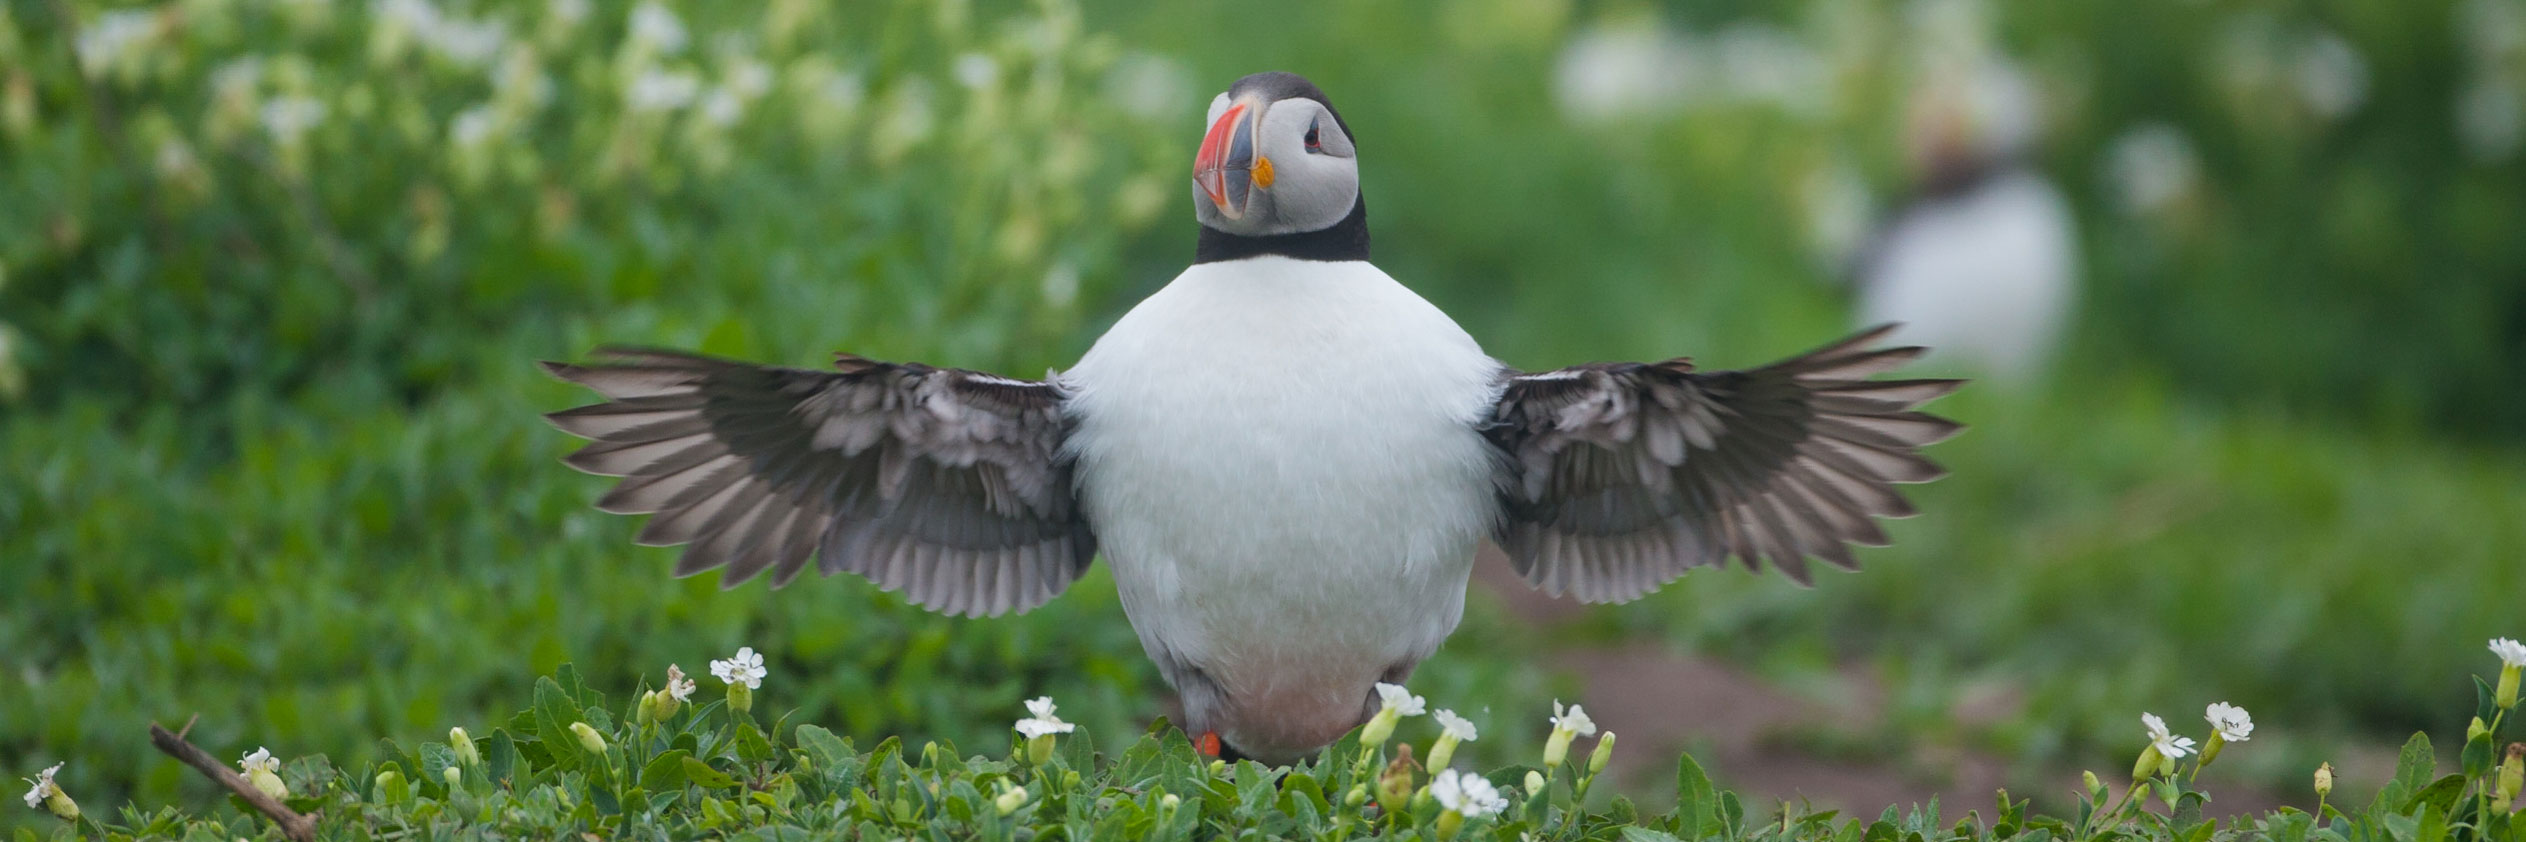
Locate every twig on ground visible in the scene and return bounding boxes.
[148,721,319,842]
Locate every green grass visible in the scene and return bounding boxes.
[13,663,2523,841]
[6,0,2526,832]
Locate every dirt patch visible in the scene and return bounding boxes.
[1470,544,2297,819]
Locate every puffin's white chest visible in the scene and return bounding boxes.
[1062,257,1502,690]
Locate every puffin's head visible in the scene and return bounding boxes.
[1191,72,1361,237]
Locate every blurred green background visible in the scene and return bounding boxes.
[4,0,2522,828]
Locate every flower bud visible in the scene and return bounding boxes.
[2498,664,2520,711]
[2082,770,2103,799]
[2131,745,2163,783]
[1588,731,1617,776]
[1344,783,1369,808]
[2157,750,2180,779]
[444,765,463,788]
[1524,770,1546,796]
[1208,759,1227,777]
[2470,717,2493,743]
[42,790,79,822]
[1359,707,1400,748]
[636,690,660,726]
[450,727,480,766]
[995,785,1028,816]
[1436,808,1467,840]
[2313,762,2334,798]
[1426,733,1461,773]
[727,683,754,715]
[250,768,290,800]
[2497,745,2523,806]
[570,721,607,755]
[1543,728,1575,772]
[1160,792,1181,813]
[374,768,409,803]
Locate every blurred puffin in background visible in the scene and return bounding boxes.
[1849,60,2079,384]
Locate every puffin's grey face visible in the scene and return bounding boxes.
[1191,90,1359,236]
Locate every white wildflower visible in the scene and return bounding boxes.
[1103,51,1191,119]
[2142,712,2196,759]
[2492,638,2526,667]
[727,58,774,100]
[1014,695,1076,738]
[425,16,509,67]
[1435,709,1479,742]
[952,52,997,89]
[21,762,60,809]
[75,10,158,77]
[2204,702,2254,742]
[450,104,496,145]
[259,96,328,141]
[700,86,741,126]
[629,0,686,54]
[665,663,695,702]
[212,57,264,101]
[626,67,701,112]
[239,747,279,776]
[1550,700,1596,737]
[1373,683,1426,717]
[1429,768,1509,818]
[2105,122,2198,214]
[709,645,766,689]
[2456,79,2522,163]
[2292,30,2368,121]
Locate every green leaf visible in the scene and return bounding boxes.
[796,725,852,770]
[1676,750,1717,840]
[683,755,739,789]
[2404,774,2467,815]
[533,676,583,772]
[2414,803,2450,842]
[484,729,522,789]
[2392,732,2437,797]
[735,720,774,765]
[641,749,692,791]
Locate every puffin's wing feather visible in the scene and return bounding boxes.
[542,349,1095,617]
[1485,325,1962,602]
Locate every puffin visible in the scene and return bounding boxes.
[544,71,1963,765]
[1850,60,2077,384]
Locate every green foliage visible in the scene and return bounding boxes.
[5,0,2526,834]
[16,665,2526,840]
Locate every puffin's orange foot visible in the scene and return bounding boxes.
[1196,731,1222,758]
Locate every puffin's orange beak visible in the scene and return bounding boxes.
[1193,103,1266,219]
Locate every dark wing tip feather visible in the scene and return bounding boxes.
[542,349,1095,614]
[1491,326,1963,603]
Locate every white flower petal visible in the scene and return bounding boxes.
[1551,700,1598,736]
[1373,683,1426,717]
[2491,638,2526,668]
[2204,702,2254,742]
[1434,709,1479,742]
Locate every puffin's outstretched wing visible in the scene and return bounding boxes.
[542,349,1095,617]
[1485,325,1963,601]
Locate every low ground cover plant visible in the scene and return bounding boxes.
[18,639,2524,841]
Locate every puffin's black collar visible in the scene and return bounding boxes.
[1194,195,1370,264]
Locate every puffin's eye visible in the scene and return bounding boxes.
[1304,123,1321,151]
